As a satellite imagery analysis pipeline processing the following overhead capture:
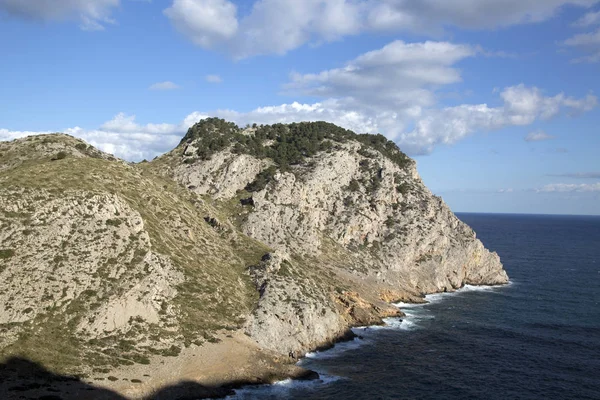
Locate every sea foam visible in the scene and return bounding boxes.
[224,373,341,399]
[390,283,508,330]
[226,283,509,398]
[304,337,364,359]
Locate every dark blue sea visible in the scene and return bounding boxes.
[230,213,600,400]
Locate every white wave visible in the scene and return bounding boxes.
[224,282,511,398]
[388,283,509,330]
[394,282,507,309]
[394,301,428,308]
[225,374,341,399]
[304,337,364,359]
[383,316,417,331]
[459,284,496,292]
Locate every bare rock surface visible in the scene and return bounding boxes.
[155,119,508,356]
[0,120,508,398]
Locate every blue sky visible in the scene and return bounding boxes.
[1,0,599,215]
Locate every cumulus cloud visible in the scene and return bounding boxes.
[0,0,120,30]
[0,114,188,161]
[538,183,600,192]
[0,88,596,160]
[397,85,596,154]
[163,0,598,58]
[205,74,223,83]
[99,113,182,135]
[280,41,597,154]
[3,37,597,160]
[0,128,54,141]
[286,40,475,109]
[163,0,238,48]
[2,82,595,160]
[525,130,555,142]
[149,81,180,90]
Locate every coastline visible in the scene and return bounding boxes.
[228,282,513,398]
[4,282,511,399]
[143,282,512,399]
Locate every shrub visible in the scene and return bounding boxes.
[347,179,360,192]
[161,345,181,357]
[0,249,15,259]
[182,118,412,170]
[105,219,122,227]
[246,166,278,192]
[52,151,68,161]
[397,183,410,195]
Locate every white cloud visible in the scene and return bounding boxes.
[500,84,597,121]
[573,10,600,26]
[149,81,180,90]
[367,0,599,30]
[164,0,238,48]
[0,108,376,161]
[525,130,555,142]
[399,85,596,154]
[163,0,598,58]
[563,28,600,46]
[99,113,182,135]
[286,40,475,108]
[561,27,600,62]
[205,74,223,83]
[210,100,382,135]
[0,0,120,30]
[1,81,596,161]
[0,114,188,161]
[538,183,600,192]
[0,128,54,141]
[282,41,597,154]
[4,37,596,160]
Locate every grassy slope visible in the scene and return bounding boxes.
[0,135,269,376]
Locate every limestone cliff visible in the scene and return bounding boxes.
[150,118,508,356]
[0,120,507,385]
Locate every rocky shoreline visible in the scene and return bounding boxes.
[105,282,507,399]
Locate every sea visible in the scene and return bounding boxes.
[228,213,600,400]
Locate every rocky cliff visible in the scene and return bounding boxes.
[0,120,507,395]
[149,119,508,356]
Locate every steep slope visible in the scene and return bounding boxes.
[149,118,509,355]
[0,134,269,379]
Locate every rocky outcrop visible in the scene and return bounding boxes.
[154,118,508,356]
[0,120,508,384]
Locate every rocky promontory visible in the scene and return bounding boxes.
[0,119,508,398]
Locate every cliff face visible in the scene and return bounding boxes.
[0,120,507,379]
[152,119,508,355]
